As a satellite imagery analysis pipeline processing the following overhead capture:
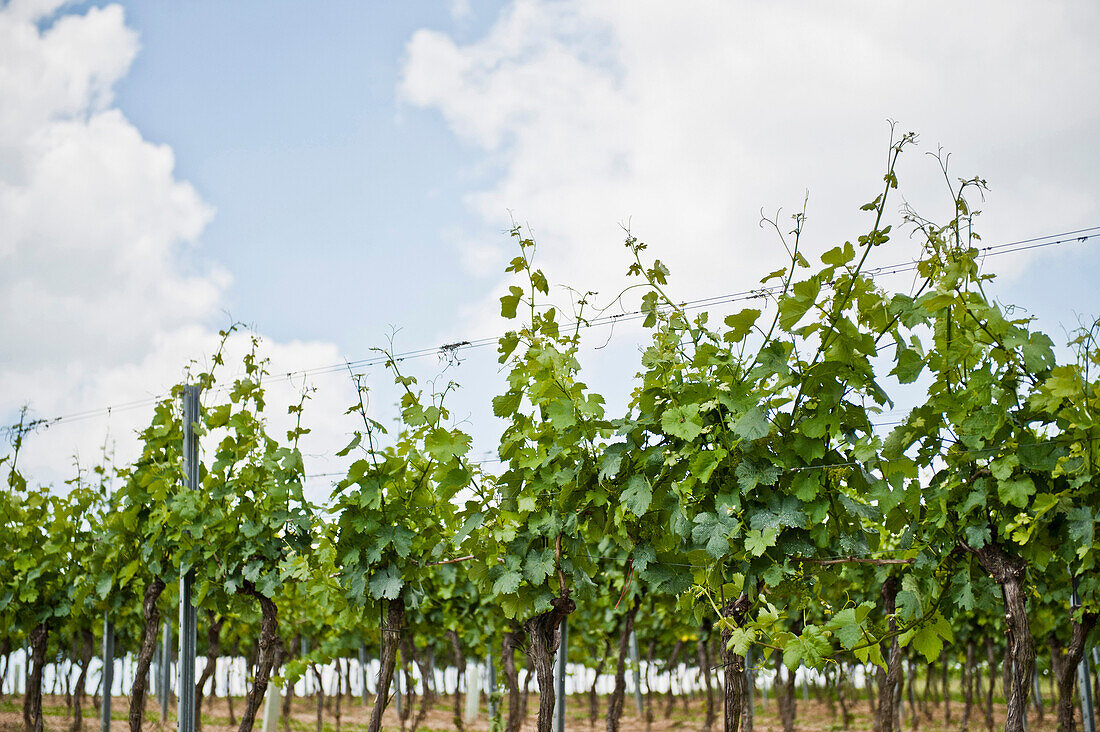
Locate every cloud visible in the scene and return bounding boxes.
[0,3,356,497]
[401,0,1100,332]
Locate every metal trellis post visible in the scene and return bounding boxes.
[359,644,369,706]
[487,650,497,722]
[1072,577,1096,732]
[554,618,568,732]
[178,385,200,732]
[161,621,172,721]
[629,629,643,716]
[100,618,114,732]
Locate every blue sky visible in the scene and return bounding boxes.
[3,0,1099,494]
[89,0,505,346]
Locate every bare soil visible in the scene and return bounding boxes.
[0,692,1082,732]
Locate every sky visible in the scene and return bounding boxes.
[2,0,1099,500]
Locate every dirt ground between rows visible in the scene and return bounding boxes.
[0,693,1084,732]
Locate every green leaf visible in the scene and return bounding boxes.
[692,512,738,558]
[492,570,523,596]
[524,548,555,584]
[997,476,1035,509]
[896,575,923,620]
[1021,332,1055,372]
[368,565,404,600]
[493,391,523,418]
[726,627,757,655]
[901,612,953,663]
[783,624,831,670]
[963,524,991,548]
[662,403,703,441]
[335,433,361,457]
[744,527,778,557]
[425,428,471,462]
[778,278,820,330]
[95,574,113,599]
[733,407,770,441]
[500,286,523,319]
[632,544,656,574]
[827,605,871,650]
[599,444,626,483]
[621,475,653,517]
[892,346,924,384]
[723,309,761,343]
[821,242,856,266]
[452,511,485,548]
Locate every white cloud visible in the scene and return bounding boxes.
[0,3,356,496]
[401,0,1100,334]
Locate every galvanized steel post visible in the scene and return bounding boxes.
[178,385,200,732]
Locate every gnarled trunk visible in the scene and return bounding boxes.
[606,598,639,732]
[128,577,166,732]
[906,657,920,730]
[1055,611,1098,732]
[194,612,225,732]
[962,641,975,732]
[70,630,95,732]
[662,640,683,720]
[983,638,995,732]
[447,631,466,732]
[589,639,611,727]
[965,541,1034,732]
[720,593,751,732]
[282,637,299,732]
[644,639,656,730]
[502,630,522,732]
[876,576,901,732]
[776,652,796,732]
[697,632,716,732]
[367,599,404,732]
[236,582,283,732]
[523,596,575,732]
[0,638,10,704]
[23,622,49,732]
[520,669,533,723]
[837,663,851,730]
[944,652,952,724]
[312,663,325,732]
[410,644,433,732]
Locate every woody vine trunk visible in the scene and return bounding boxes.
[606,598,640,732]
[70,630,94,732]
[964,535,1035,732]
[590,639,611,727]
[0,638,9,704]
[962,641,975,732]
[368,597,404,732]
[447,630,466,732]
[1055,610,1098,732]
[876,576,902,732]
[194,612,225,732]
[777,652,796,732]
[662,639,683,720]
[697,631,716,732]
[502,630,522,732]
[311,664,325,732]
[236,582,282,732]
[128,577,166,732]
[720,593,752,732]
[523,596,575,732]
[645,639,656,730]
[281,636,299,732]
[23,622,48,732]
[983,638,995,732]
